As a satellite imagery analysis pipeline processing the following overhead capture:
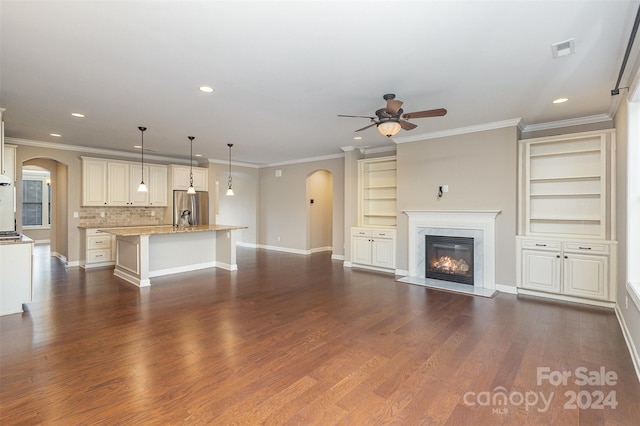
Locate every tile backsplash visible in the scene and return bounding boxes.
[79,207,167,228]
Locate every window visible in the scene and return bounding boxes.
[22,172,50,228]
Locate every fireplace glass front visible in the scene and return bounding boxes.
[425,235,474,285]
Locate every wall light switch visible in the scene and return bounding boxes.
[442,185,449,193]
[73,212,79,218]
[275,169,282,177]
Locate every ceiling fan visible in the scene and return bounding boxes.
[338,94,447,137]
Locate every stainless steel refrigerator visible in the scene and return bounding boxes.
[173,190,209,226]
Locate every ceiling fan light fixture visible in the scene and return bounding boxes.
[377,121,402,137]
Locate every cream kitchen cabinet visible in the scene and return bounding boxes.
[148,165,168,206]
[82,157,167,207]
[80,228,115,268]
[351,227,396,272]
[171,165,208,191]
[517,237,615,305]
[82,159,108,206]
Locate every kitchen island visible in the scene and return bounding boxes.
[98,225,246,287]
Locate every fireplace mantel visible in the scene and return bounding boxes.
[402,210,501,294]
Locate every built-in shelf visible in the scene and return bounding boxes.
[358,156,397,228]
[519,129,614,240]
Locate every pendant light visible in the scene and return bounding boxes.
[187,136,196,194]
[226,143,234,196]
[137,126,148,192]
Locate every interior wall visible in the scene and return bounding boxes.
[396,126,518,287]
[214,163,259,245]
[306,170,332,251]
[56,161,68,257]
[259,157,344,255]
[342,148,363,262]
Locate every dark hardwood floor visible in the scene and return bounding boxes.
[1,245,639,425]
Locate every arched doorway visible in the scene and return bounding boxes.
[306,170,333,253]
[21,158,68,261]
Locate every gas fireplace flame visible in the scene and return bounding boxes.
[431,256,470,275]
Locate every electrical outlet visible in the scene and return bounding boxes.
[277,236,281,241]
[100,212,105,218]
[151,211,155,216]
[73,212,79,218]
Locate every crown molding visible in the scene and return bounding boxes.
[6,137,192,165]
[207,158,260,169]
[521,114,612,133]
[392,118,523,144]
[260,152,344,168]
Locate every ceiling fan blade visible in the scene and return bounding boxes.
[399,120,417,130]
[338,114,376,120]
[402,108,447,120]
[355,123,377,132]
[386,99,403,115]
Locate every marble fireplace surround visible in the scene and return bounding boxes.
[399,210,501,297]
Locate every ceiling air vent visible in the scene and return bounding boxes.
[551,38,575,58]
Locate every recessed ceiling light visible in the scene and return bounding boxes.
[199,86,214,93]
[195,154,202,157]
[50,133,62,137]
[553,98,569,104]
[71,112,85,118]
[353,136,362,140]
[134,145,142,149]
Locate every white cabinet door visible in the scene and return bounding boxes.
[172,166,191,190]
[352,236,372,265]
[148,165,168,206]
[192,168,208,191]
[171,165,208,191]
[108,162,130,206]
[82,159,108,206]
[564,254,607,300]
[129,164,149,206]
[371,238,394,269]
[522,249,561,293]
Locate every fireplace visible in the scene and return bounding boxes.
[426,235,474,285]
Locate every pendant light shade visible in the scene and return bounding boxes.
[377,121,402,137]
[137,126,148,192]
[226,143,234,196]
[187,136,196,194]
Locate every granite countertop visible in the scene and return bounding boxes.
[97,224,246,236]
[0,235,34,245]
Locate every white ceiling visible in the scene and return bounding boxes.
[1,1,638,166]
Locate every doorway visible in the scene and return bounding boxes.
[306,170,333,253]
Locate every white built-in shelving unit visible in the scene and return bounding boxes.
[358,156,397,228]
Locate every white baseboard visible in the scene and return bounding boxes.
[343,261,353,268]
[614,304,640,382]
[496,283,518,294]
[236,241,257,248]
[215,261,238,271]
[395,269,408,276]
[256,244,309,255]
[309,246,332,254]
[331,254,345,261]
[517,288,616,308]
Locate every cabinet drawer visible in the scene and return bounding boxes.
[521,239,561,250]
[88,235,111,249]
[352,229,372,237]
[373,230,395,238]
[563,242,609,255]
[87,249,111,263]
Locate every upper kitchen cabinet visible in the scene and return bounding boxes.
[170,165,208,191]
[148,165,168,206]
[81,157,168,207]
[82,159,108,206]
